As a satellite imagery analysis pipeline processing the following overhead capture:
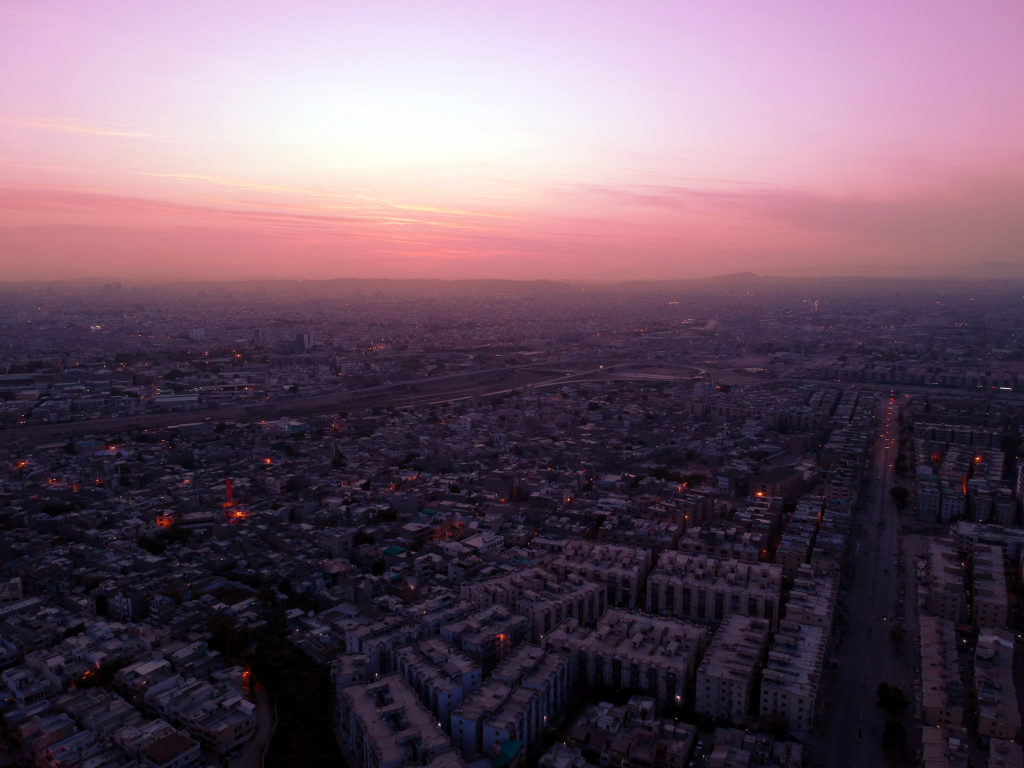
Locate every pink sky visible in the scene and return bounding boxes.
[2,0,1023,281]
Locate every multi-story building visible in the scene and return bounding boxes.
[679,526,766,564]
[993,487,1017,527]
[695,614,770,722]
[926,539,965,623]
[783,566,836,630]
[759,620,827,735]
[544,608,707,706]
[449,645,572,760]
[774,499,821,579]
[547,541,652,608]
[336,674,453,768]
[920,726,970,768]
[460,567,605,639]
[917,475,941,522]
[918,616,964,728]
[940,479,966,522]
[972,544,1007,629]
[440,605,532,672]
[975,630,1021,740]
[646,553,783,631]
[393,637,481,731]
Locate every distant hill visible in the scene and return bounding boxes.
[2,265,1022,294]
[950,261,1024,281]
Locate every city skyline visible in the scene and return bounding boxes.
[2,0,1023,282]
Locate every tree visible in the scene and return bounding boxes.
[876,683,909,715]
[137,536,166,555]
[889,624,905,646]
[760,712,789,739]
[889,486,909,510]
[882,719,907,754]
[353,530,375,546]
[208,613,253,656]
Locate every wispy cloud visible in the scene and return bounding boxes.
[141,172,332,198]
[0,116,155,139]
[392,204,513,220]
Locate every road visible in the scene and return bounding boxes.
[228,682,275,768]
[812,391,916,767]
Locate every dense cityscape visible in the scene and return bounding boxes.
[1,276,1023,768]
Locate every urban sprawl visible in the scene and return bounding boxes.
[1,277,1023,768]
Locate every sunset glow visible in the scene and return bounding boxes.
[2,1,1023,281]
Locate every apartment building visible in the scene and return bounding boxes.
[975,630,1021,741]
[545,608,708,706]
[646,553,783,631]
[695,614,770,722]
[337,674,452,768]
[972,544,1008,630]
[393,637,481,731]
[449,645,572,759]
[918,616,964,728]
[547,540,652,608]
[926,539,966,623]
[460,567,606,639]
[759,620,827,735]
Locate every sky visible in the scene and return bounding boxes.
[2,0,1023,282]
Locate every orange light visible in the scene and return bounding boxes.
[263,458,272,464]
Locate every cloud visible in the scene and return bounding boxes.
[563,172,1024,271]
[0,116,155,139]
[141,172,332,199]
[392,204,513,220]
